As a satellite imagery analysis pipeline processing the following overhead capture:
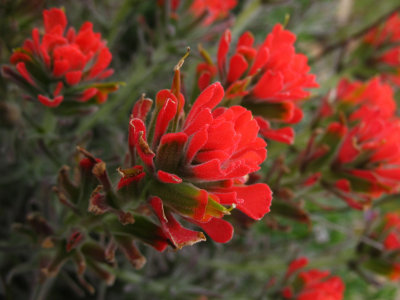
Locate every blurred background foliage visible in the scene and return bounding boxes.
[1,0,400,299]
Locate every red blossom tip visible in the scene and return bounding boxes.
[189,217,234,243]
[157,170,182,184]
[117,166,146,190]
[150,197,206,249]
[66,231,84,252]
[43,8,67,34]
[38,95,64,107]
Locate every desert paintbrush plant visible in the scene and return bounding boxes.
[2,1,400,300]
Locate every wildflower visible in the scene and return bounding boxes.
[282,257,345,300]
[306,78,399,209]
[309,112,400,209]
[331,113,400,208]
[363,12,400,86]
[383,213,400,251]
[120,78,271,247]
[330,77,396,120]
[197,24,318,144]
[3,8,118,107]
[190,0,237,26]
[364,13,400,46]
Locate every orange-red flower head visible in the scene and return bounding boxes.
[363,13,400,86]
[121,82,272,247]
[4,8,118,107]
[335,77,396,120]
[312,77,400,209]
[333,115,400,206]
[190,0,237,26]
[197,24,318,144]
[282,257,345,300]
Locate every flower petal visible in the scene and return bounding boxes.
[189,217,234,243]
[150,197,206,249]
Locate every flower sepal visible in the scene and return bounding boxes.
[148,179,231,222]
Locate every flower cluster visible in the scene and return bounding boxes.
[119,75,272,247]
[282,257,345,300]
[157,0,237,25]
[2,8,118,107]
[333,115,400,206]
[305,78,400,209]
[197,24,318,144]
[333,77,396,120]
[363,12,400,86]
[190,0,237,25]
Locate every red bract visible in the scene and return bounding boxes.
[383,213,400,251]
[190,0,237,26]
[333,77,396,120]
[383,213,400,280]
[364,13,400,47]
[312,77,400,208]
[296,270,345,300]
[285,257,309,278]
[333,114,400,208]
[363,13,400,86]
[282,257,345,300]
[120,81,271,249]
[198,24,318,144]
[4,8,118,107]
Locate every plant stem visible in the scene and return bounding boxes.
[30,277,55,300]
[37,138,62,168]
[310,4,400,63]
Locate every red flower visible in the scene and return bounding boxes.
[4,8,118,107]
[120,81,271,248]
[333,115,400,205]
[313,78,399,209]
[283,258,345,300]
[334,77,396,120]
[383,213,400,251]
[364,13,400,47]
[190,0,237,26]
[296,270,345,300]
[363,13,400,86]
[285,257,309,278]
[198,24,318,144]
